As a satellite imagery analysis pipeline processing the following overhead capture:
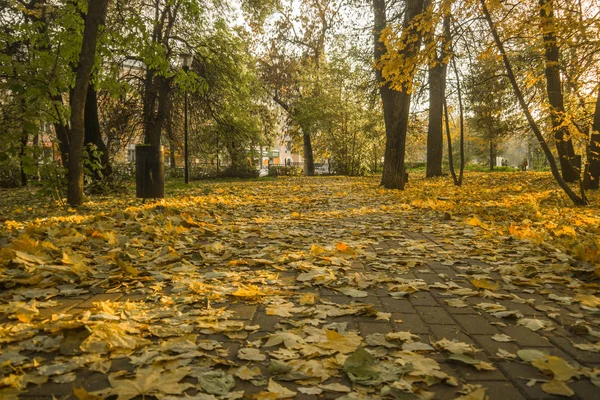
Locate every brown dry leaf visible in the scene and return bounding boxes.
[433,339,479,355]
[471,279,500,291]
[454,387,488,400]
[94,365,193,400]
[267,378,297,398]
[532,356,580,381]
[541,380,575,397]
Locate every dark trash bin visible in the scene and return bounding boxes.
[136,145,164,199]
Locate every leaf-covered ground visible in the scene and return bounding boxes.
[0,172,599,399]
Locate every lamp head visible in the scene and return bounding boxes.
[180,52,192,72]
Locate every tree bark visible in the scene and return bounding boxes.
[584,88,600,189]
[66,0,110,206]
[489,138,495,170]
[480,0,587,205]
[303,131,315,176]
[375,0,425,190]
[426,62,445,177]
[444,99,457,185]
[427,13,450,178]
[84,84,111,182]
[540,0,579,182]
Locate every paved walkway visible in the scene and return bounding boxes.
[9,230,599,399]
[1,177,598,399]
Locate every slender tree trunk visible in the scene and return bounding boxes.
[66,0,110,206]
[540,0,579,182]
[489,138,495,170]
[453,56,465,186]
[19,131,28,187]
[375,0,425,189]
[480,0,587,205]
[444,100,458,185]
[427,62,445,177]
[584,88,600,189]
[19,97,29,187]
[84,85,111,182]
[303,131,315,176]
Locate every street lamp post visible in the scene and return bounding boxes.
[180,52,192,184]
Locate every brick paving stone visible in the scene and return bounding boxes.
[380,297,417,313]
[496,361,568,400]
[548,336,600,365]
[450,354,509,382]
[454,314,500,335]
[472,334,522,358]
[251,312,281,332]
[500,325,552,347]
[392,313,429,334]
[496,300,538,316]
[75,293,124,309]
[414,306,455,325]
[479,380,528,400]
[37,299,82,317]
[228,304,257,320]
[358,321,394,336]
[429,324,475,344]
[408,292,439,307]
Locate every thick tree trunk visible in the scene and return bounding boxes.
[303,131,315,176]
[426,65,446,177]
[584,89,600,189]
[480,0,587,205]
[84,85,111,182]
[66,0,110,206]
[540,0,579,182]
[375,0,425,189]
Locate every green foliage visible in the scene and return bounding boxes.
[220,164,260,179]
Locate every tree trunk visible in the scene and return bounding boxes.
[444,99,458,185]
[540,0,579,182]
[169,141,177,168]
[19,97,28,187]
[453,56,465,186]
[66,0,110,206]
[584,88,600,189]
[19,130,28,187]
[426,65,446,177]
[84,85,111,182]
[480,0,587,205]
[303,131,315,176]
[489,139,495,170]
[375,0,425,190]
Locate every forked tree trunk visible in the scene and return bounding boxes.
[375,0,425,190]
[66,0,110,206]
[539,0,580,182]
[480,0,587,205]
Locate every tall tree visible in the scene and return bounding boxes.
[375,0,425,189]
[67,0,110,206]
[479,0,587,205]
[426,9,450,178]
[539,0,580,182]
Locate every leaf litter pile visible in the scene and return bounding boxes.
[0,173,599,399]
